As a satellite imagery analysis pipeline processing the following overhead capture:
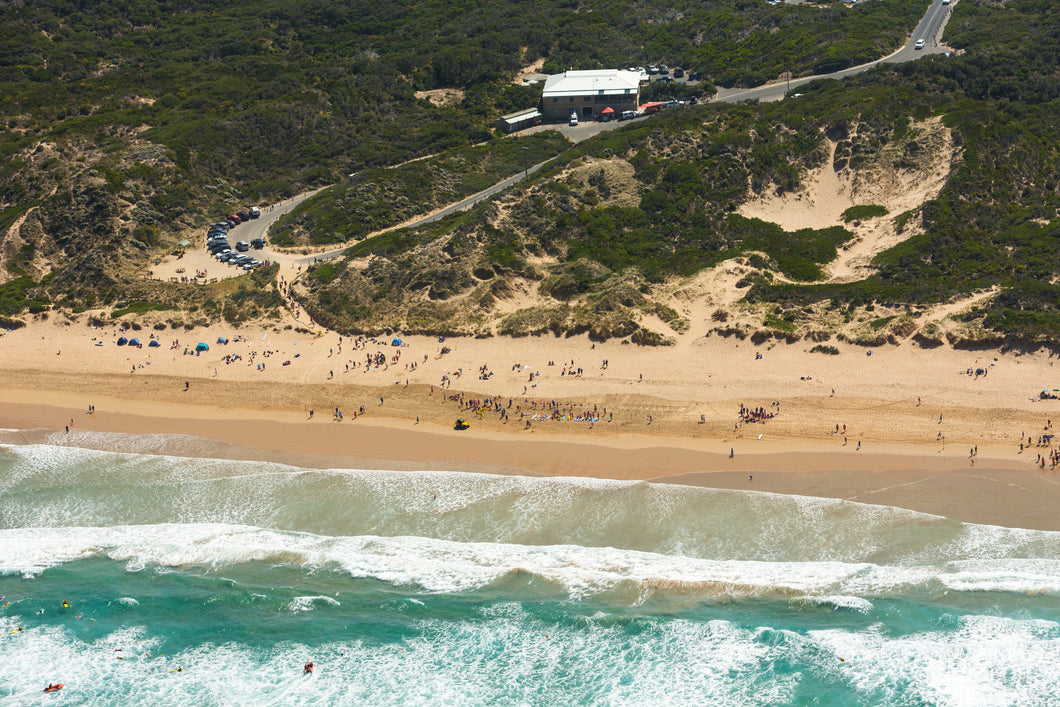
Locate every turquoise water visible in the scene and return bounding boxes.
[2,431,1060,705]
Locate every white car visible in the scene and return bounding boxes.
[915,39,925,49]
[569,113,578,126]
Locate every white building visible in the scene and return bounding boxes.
[540,69,641,122]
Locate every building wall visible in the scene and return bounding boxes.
[540,92,639,122]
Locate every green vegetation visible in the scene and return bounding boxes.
[270,133,569,247]
[1,0,1059,347]
[841,204,889,222]
[110,301,175,318]
[810,344,840,355]
[0,276,50,316]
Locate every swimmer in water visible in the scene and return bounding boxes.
[304,661,314,674]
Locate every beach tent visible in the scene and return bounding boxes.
[195,342,209,352]
[129,338,141,346]
[216,337,228,344]
[117,337,128,346]
[600,106,614,115]
[148,340,161,348]
[391,338,403,346]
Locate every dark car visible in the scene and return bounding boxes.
[236,211,251,222]
[657,75,675,83]
[658,64,669,75]
[646,64,658,75]
[209,243,230,253]
[674,67,684,78]
[251,238,265,249]
[235,240,250,252]
[689,70,699,81]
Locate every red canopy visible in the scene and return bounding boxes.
[600,106,614,114]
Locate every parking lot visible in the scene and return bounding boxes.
[147,191,323,285]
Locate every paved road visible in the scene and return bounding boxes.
[716,0,956,104]
[279,0,958,265]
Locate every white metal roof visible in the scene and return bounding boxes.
[500,108,542,121]
[542,70,641,98]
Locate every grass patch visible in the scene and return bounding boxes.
[841,204,889,222]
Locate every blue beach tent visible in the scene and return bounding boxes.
[148,340,161,348]
[116,337,128,346]
[195,342,209,352]
[129,338,141,346]
[391,338,403,346]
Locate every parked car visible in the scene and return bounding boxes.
[248,206,261,218]
[251,238,265,249]
[646,64,658,75]
[236,240,250,252]
[209,244,230,254]
[236,211,250,222]
[689,70,699,81]
[658,65,669,75]
[227,214,241,224]
[657,75,675,83]
[569,112,578,126]
[619,110,638,121]
[673,67,684,78]
[915,39,925,49]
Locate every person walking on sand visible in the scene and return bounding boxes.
[730,448,734,459]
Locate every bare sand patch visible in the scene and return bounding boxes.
[739,118,958,283]
[414,88,466,107]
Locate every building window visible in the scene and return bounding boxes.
[552,98,558,103]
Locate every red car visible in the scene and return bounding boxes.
[227,214,241,224]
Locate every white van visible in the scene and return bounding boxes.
[569,112,579,126]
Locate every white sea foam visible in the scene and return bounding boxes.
[3,523,1060,604]
[809,615,1060,706]
[2,610,1059,706]
[796,595,874,613]
[287,596,340,612]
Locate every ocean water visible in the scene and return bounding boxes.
[2,431,1060,705]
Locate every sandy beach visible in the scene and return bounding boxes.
[2,312,1060,530]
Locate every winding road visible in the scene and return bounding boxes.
[264,0,958,265]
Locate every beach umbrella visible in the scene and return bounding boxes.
[148,340,161,348]
[195,342,209,352]
[117,337,128,346]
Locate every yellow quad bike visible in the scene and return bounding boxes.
[454,419,470,430]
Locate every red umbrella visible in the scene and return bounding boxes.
[600,106,615,114]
